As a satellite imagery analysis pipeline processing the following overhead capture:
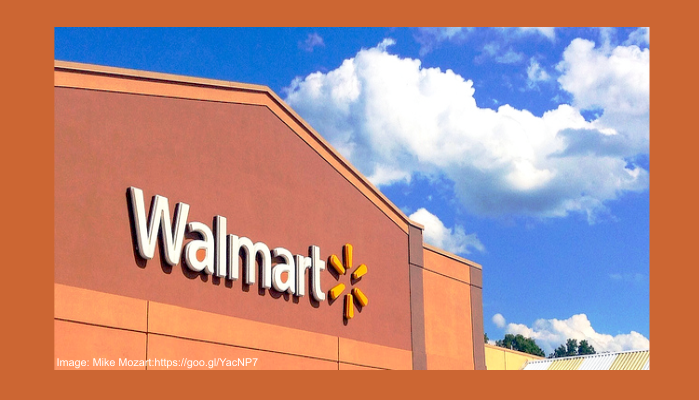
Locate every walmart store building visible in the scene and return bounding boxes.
[54,61,486,370]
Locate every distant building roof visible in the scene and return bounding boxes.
[521,349,649,370]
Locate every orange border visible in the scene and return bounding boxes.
[55,60,425,235]
[7,14,669,399]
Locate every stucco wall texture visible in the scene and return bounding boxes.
[54,62,485,370]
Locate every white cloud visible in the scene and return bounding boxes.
[492,313,506,328]
[427,27,465,40]
[416,27,553,56]
[517,27,555,40]
[557,38,650,157]
[625,27,650,46]
[499,313,649,355]
[495,49,524,64]
[526,58,550,88]
[299,33,324,52]
[598,27,616,51]
[558,38,649,116]
[414,28,470,55]
[409,208,484,255]
[477,42,524,64]
[375,38,396,52]
[284,39,649,220]
[367,164,411,186]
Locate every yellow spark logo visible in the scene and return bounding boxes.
[328,244,368,320]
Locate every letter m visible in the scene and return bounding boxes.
[128,187,190,266]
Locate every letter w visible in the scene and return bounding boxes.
[128,187,190,265]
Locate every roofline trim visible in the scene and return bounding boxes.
[55,60,425,234]
[423,243,482,270]
[524,348,650,363]
[484,344,545,359]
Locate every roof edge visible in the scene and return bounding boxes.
[55,60,425,234]
[55,60,271,93]
[484,343,544,360]
[524,348,650,363]
[423,242,482,270]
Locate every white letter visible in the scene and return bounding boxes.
[310,246,326,302]
[214,216,227,277]
[228,235,271,289]
[184,221,214,274]
[128,187,189,266]
[294,254,312,297]
[271,247,296,294]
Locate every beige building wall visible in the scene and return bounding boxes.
[485,344,544,370]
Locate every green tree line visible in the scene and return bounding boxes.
[486,334,597,358]
[549,338,596,358]
[493,334,546,357]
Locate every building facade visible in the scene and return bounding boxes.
[54,61,485,370]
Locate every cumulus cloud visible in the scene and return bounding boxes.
[408,208,485,255]
[558,39,649,116]
[492,313,506,328]
[499,313,649,355]
[557,38,650,157]
[284,38,649,221]
[299,33,324,52]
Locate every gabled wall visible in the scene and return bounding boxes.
[54,61,485,370]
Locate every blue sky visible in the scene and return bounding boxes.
[55,27,649,355]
